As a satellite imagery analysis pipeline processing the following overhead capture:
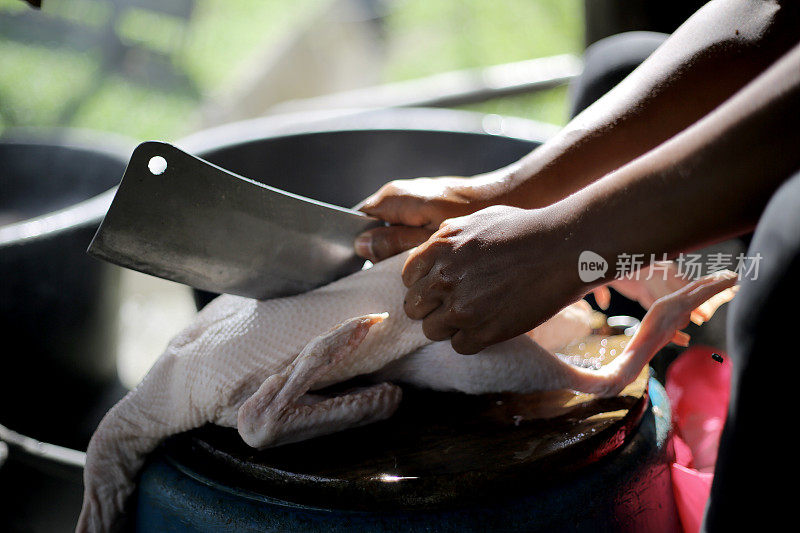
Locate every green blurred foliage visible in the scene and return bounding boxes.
[383,0,583,126]
[0,0,582,141]
[0,0,323,140]
[383,0,582,80]
[459,86,573,126]
[179,0,326,94]
[0,40,100,125]
[68,75,197,138]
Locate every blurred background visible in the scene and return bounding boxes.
[2,1,715,530]
[1,5,588,529]
[0,0,585,389]
[0,0,713,449]
[0,0,584,140]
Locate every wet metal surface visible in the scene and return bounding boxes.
[89,142,381,300]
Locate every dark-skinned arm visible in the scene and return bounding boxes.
[356,0,800,262]
[401,39,800,354]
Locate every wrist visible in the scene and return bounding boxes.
[476,153,581,210]
[518,204,596,299]
[548,165,675,288]
[540,195,625,297]
[468,164,530,208]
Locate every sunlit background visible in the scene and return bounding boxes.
[0,0,583,141]
[6,3,734,531]
[1,0,584,387]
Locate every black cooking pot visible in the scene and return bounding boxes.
[0,132,134,532]
[0,133,131,449]
[179,108,558,308]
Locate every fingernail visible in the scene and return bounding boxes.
[355,234,374,259]
[357,196,375,211]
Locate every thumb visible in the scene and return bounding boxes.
[354,226,434,262]
[355,195,431,227]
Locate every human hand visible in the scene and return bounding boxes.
[592,261,688,311]
[401,204,586,354]
[592,260,719,324]
[354,174,506,262]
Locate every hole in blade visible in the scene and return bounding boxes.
[148,156,167,175]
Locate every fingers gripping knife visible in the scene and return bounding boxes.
[88,142,381,299]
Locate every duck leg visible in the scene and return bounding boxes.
[570,271,738,397]
[237,313,403,448]
[383,272,736,398]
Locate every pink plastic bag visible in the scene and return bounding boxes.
[665,346,731,533]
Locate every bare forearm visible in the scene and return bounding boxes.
[560,39,800,285]
[391,38,800,354]
[493,0,800,208]
[355,0,800,264]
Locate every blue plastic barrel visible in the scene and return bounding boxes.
[136,377,677,532]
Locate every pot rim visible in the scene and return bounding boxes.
[0,128,134,247]
[1,110,557,247]
[178,107,558,156]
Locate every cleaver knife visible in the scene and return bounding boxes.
[88,141,382,300]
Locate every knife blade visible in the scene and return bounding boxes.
[88,141,381,299]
